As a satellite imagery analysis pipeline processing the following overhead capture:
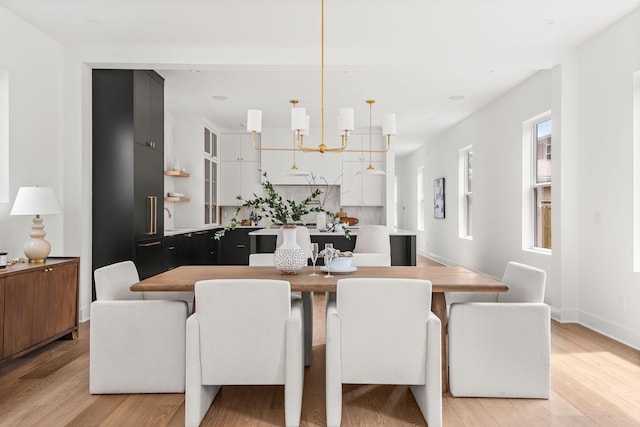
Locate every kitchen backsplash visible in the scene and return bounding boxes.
[220,184,384,227]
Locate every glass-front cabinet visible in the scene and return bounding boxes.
[204,128,218,225]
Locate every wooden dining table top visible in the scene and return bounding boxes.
[131,265,508,294]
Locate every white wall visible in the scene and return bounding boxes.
[574,8,640,348]
[397,8,640,349]
[0,6,65,262]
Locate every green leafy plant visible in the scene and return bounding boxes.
[215,172,348,239]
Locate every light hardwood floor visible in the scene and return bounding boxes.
[1,258,639,426]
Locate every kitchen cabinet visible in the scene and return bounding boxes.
[92,69,165,297]
[133,238,165,280]
[220,161,262,205]
[341,161,385,206]
[219,228,259,265]
[341,132,385,206]
[172,122,219,227]
[219,133,262,206]
[134,70,164,152]
[1,258,79,363]
[342,133,385,162]
[165,229,220,267]
[219,133,260,162]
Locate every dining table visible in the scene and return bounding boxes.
[132,264,508,392]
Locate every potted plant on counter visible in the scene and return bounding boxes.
[215,172,349,273]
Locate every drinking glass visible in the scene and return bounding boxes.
[310,242,319,276]
[324,243,335,278]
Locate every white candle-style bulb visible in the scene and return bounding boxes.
[291,107,307,130]
[382,113,397,135]
[247,110,262,133]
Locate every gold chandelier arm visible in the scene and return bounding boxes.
[341,137,391,153]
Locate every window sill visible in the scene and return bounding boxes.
[523,247,552,256]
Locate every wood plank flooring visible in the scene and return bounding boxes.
[1,256,639,426]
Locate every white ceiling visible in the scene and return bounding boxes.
[2,0,639,156]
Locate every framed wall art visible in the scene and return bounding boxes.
[434,177,445,219]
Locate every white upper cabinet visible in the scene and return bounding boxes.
[342,132,385,162]
[219,133,261,162]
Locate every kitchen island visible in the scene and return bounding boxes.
[249,227,416,266]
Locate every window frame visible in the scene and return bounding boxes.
[523,113,552,253]
[417,166,425,231]
[459,146,473,239]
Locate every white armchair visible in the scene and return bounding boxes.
[90,260,189,394]
[186,279,304,427]
[448,261,550,398]
[326,278,442,427]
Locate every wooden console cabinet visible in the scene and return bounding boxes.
[0,257,79,363]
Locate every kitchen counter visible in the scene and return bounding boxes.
[249,226,416,266]
[248,227,416,237]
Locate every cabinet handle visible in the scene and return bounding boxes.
[137,241,161,247]
[146,196,158,235]
[146,141,156,148]
[166,246,176,250]
[236,244,246,248]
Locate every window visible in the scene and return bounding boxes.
[417,166,425,231]
[459,146,473,238]
[524,114,552,251]
[0,70,8,202]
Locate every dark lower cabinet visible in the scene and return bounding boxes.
[164,229,221,268]
[219,228,259,265]
[134,238,165,280]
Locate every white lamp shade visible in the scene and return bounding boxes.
[339,108,354,131]
[291,107,307,130]
[382,113,397,135]
[10,187,62,216]
[247,110,262,133]
[301,115,311,136]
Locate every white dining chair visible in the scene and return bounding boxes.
[186,279,304,427]
[352,225,390,256]
[326,278,442,427]
[248,252,275,266]
[448,261,550,398]
[90,260,189,394]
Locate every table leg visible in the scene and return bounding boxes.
[431,292,448,393]
[302,291,313,367]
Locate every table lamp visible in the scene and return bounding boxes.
[10,186,62,263]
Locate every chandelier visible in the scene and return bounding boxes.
[246,0,396,154]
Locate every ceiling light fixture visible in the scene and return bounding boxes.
[282,100,311,176]
[356,100,386,176]
[246,0,396,155]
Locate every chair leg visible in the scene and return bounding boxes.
[185,315,220,427]
[325,308,342,427]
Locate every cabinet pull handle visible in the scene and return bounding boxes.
[147,196,158,235]
[137,241,161,247]
[153,196,158,234]
[236,244,246,248]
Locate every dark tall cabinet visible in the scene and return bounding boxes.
[92,69,166,297]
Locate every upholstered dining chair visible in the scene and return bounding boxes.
[353,225,390,254]
[90,260,189,394]
[248,252,275,266]
[447,261,550,398]
[186,279,304,427]
[325,278,442,427]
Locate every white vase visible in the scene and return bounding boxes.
[273,225,307,274]
[316,212,327,231]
